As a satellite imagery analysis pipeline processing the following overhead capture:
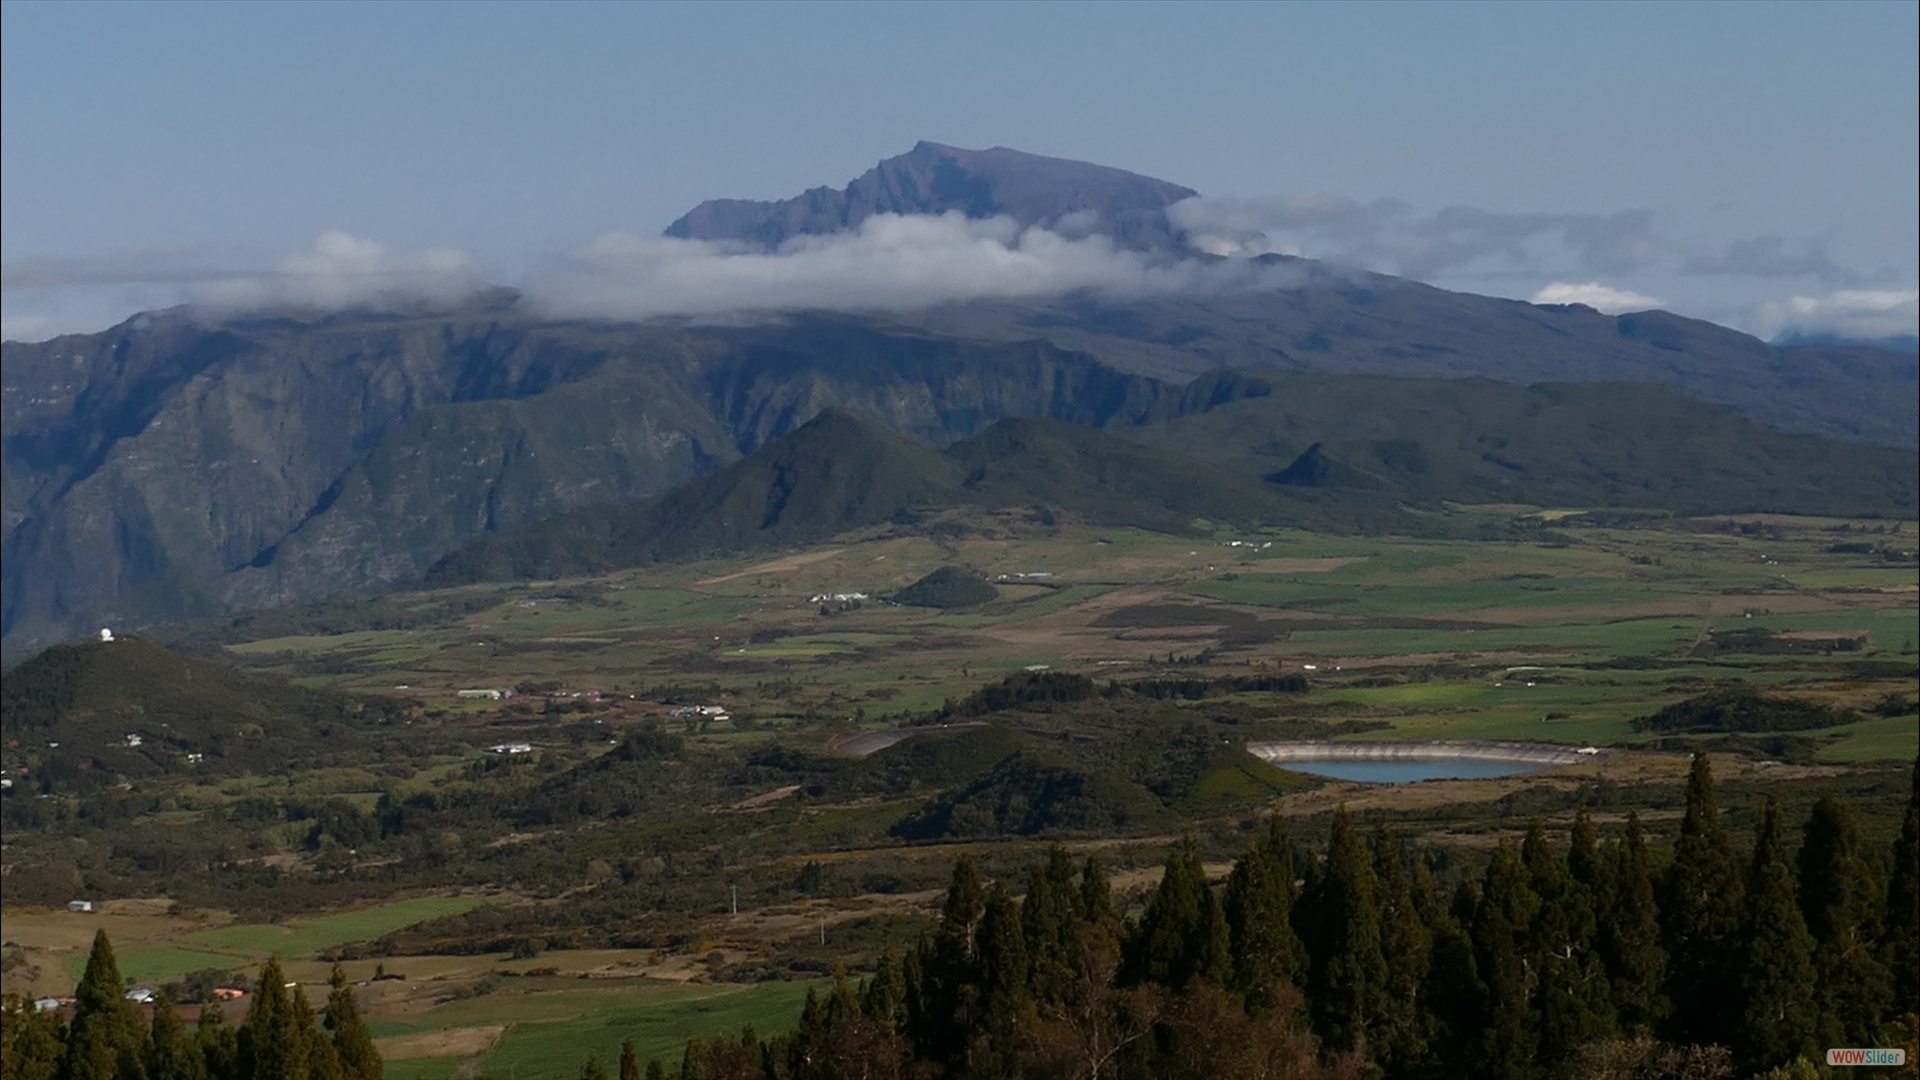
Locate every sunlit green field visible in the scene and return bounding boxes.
[374,978,826,1080]
[210,511,1915,755]
[187,896,493,957]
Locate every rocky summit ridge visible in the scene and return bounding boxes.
[665,141,1197,250]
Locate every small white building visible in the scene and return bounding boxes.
[457,689,504,700]
[124,734,144,747]
[486,743,534,755]
[124,988,154,1003]
[98,628,115,642]
[32,997,62,1013]
[67,899,94,913]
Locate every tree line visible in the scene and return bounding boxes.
[1,932,380,1080]
[616,752,1917,1080]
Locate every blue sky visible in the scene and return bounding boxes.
[3,1,1915,342]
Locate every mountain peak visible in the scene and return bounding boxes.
[664,142,1197,250]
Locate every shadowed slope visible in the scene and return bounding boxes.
[425,408,962,583]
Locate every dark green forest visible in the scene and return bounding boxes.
[601,753,1917,1080]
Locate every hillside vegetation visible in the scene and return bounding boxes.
[0,636,422,790]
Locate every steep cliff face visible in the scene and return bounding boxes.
[665,141,1198,250]
[1,309,1167,654]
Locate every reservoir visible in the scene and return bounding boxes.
[1246,739,1598,784]
[1277,758,1552,783]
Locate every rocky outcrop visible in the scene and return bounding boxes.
[665,141,1197,250]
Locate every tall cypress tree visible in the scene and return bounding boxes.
[62,929,147,1080]
[293,986,343,1080]
[861,945,906,1034]
[146,997,208,1080]
[618,1039,639,1080]
[1735,798,1819,1073]
[1424,880,1484,1078]
[239,957,307,1080]
[1021,847,1081,1007]
[1306,808,1389,1057]
[976,881,1030,1017]
[1472,843,1538,1080]
[4,993,67,1080]
[1882,757,1920,1024]
[1661,751,1743,1048]
[908,855,987,1064]
[195,999,237,1080]
[1599,812,1668,1035]
[1124,835,1227,990]
[1798,791,1894,1049]
[1525,818,1615,1067]
[1223,814,1306,1009]
[1371,827,1432,1075]
[322,965,380,1080]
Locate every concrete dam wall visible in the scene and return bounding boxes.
[1246,740,1600,767]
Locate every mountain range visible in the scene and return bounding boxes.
[4,142,1915,658]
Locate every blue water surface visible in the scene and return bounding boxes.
[1285,759,1549,784]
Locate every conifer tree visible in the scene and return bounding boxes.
[4,993,67,1080]
[976,881,1030,1017]
[860,945,906,1033]
[908,856,987,1063]
[1079,854,1117,935]
[1472,843,1538,1080]
[1882,757,1920,1025]
[293,985,343,1080]
[239,957,307,1080]
[578,1056,608,1080]
[1371,828,1432,1074]
[322,965,379,1080]
[62,929,147,1080]
[1798,791,1894,1049]
[1735,798,1819,1073]
[195,999,237,1080]
[618,1039,639,1080]
[1123,835,1227,990]
[1223,814,1306,1009]
[1306,808,1389,1057]
[643,1059,666,1080]
[1021,847,1081,1007]
[1599,813,1668,1035]
[1423,880,1484,1075]
[1525,819,1615,1066]
[1661,751,1743,1047]
[147,997,208,1080]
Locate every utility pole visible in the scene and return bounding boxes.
[730,885,738,916]
[819,915,826,945]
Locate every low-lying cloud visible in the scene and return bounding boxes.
[1529,281,1665,314]
[528,212,1297,321]
[1,232,489,340]
[194,230,486,312]
[1754,287,1920,342]
[1167,195,1660,280]
[4,201,1914,345]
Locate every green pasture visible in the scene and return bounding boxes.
[1816,715,1920,764]
[63,946,247,987]
[374,978,824,1080]
[1287,617,1697,658]
[228,629,424,656]
[187,895,491,957]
